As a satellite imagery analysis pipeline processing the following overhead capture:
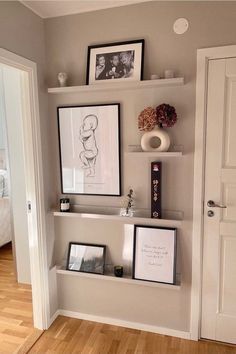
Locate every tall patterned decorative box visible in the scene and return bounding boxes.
[151,162,162,218]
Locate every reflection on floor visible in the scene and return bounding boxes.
[0,242,41,354]
[29,315,236,354]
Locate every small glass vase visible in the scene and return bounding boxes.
[120,207,134,217]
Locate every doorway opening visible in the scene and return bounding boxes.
[0,63,36,351]
[0,48,50,346]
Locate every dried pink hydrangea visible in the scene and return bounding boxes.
[138,107,157,132]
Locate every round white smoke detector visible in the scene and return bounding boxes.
[173,18,189,35]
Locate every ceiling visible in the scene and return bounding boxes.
[20,0,153,19]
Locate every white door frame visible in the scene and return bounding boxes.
[0,48,50,329]
[191,45,236,341]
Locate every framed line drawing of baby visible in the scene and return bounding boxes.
[57,103,121,196]
[86,39,144,85]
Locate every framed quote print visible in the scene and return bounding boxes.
[86,39,144,85]
[133,225,177,284]
[57,103,121,196]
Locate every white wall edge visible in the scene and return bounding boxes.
[57,309,191,340]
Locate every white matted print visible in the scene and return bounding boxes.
[133,226,177,284]
[86,40,144,85]
[58,104,121,196]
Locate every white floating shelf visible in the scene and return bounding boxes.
[48,77,184,94]
[53,209,182,227]
[56,267,181,290]
[125,151,183,157]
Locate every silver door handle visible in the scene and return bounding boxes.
[207,200,227,208]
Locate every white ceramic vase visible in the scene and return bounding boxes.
[57,72,68,87]
[141,126,170,152]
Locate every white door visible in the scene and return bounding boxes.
[201,58,236,344]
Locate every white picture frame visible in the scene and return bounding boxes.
[57,103,121,196]
[133,225,177,284]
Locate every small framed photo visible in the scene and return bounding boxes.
[86,39,144,85]
[57,103,121,196]
[133,225,177,284]
[66,242,106,275]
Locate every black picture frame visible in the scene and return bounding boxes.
[132,225,177,285]
[57,103,121,196]
[66,242,106,275]
[86,39,145,85]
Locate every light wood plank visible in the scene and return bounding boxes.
[0,242,40,354]
[28,315,236,354]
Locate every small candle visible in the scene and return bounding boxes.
[114,265,123,277]
[60,198,70,212]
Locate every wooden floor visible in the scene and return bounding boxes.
[1,243,235,354]
[29,315,236,354]
[0,242,40,354]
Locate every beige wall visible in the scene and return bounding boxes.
[44,1,236,332]
[0,2,55,285]
[45,1,236,210]
[49,72,193,331]
[45,1,236,87]
[0,2,45,65]
[0,1,52,211]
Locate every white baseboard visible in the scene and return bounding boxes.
[49,309,60,327]
[57,309,191,340]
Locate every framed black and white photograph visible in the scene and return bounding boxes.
[66,242,106,275]
[133,225,177,284]
[57,104,121,196]
[86,39,144,85]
